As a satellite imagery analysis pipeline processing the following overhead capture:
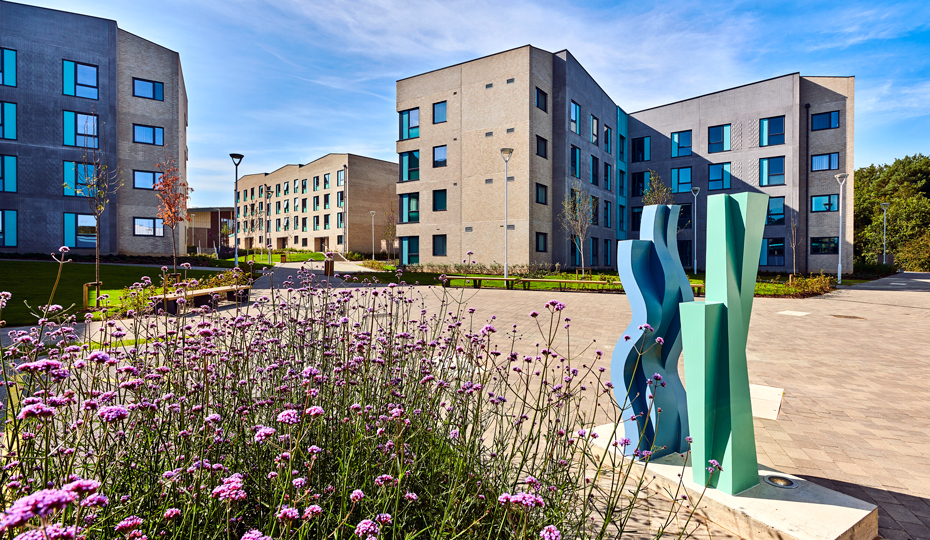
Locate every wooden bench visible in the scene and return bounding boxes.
[690,283,705,297]
[520,278,615,291]
[443,276,522,290]
[152,285,251,314]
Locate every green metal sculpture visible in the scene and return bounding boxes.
[680,192,768,495]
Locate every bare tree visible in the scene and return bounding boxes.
[642,169,675,206]
[383,200,398,260]
[788,210,802,276]
[559,176,594,274]
[74,113,122,308]
[155,155,192,274]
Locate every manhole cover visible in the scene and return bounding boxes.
[831,315,865,320]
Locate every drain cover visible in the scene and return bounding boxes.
[831,315,865,320]
[763,475,799,489]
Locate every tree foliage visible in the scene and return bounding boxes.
[558,176,593,273]
[641,170,675,206]
[155,155,192,273]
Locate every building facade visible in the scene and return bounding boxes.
[0,1,187,256]
[187,207,233,251]
[235,153,397,254]
[396,46,854,274]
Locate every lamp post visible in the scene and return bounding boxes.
[265,184,272,263]
[881,202,890,265]
[690,186,700,273]
[370,211,376,261]
[500,148,514,279]
[834,173,848,283]
[229,154,244,267]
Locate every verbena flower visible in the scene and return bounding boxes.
[540,525,561,540]
[354,519,379,538]
[350,489,365,503]
[114,515,143,533]
[97,406,129,422]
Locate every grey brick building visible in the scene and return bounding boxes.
[0,1,187,256]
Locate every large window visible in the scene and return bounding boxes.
[313,196,319,211]
[399,108,419,140]
[323,194,330,209]
[570,146,581,178]
[0,102,14,140]
[63,60,98,99]
[399,193,420,223]
[337,169,345,186]
[760,157,785,186]
[604,125,612,154]
[313,216,319,231]
[591,196,599,225]
[133,124,164,145]
[536,88,547,112]
[604,163,612,192]
[324,174,330,189]
[0,210,16,247]
[678,203,692,230]
[134,218,164,237]
[64,213,96,248]
[591,156,599,185]
[811,194,839,212]
[535,183,547,205]
[618,204,625,231]
[313,176,320,191]
[0,155,16,192]
[812,152,839,171]
[63,161,94,197]
[324,214,330,229]
[536,135,547,158]
[766,197,785,225]
[604,239,612,267]
[632,136,650,162]
[433,101,447,124]
[708,124,730,153]
[632,207,643,232]
[63,111,96,148]
[591,115,599,145]
[1,48,16,87]
[432,234,447,256]
[672,130,691,157]
[570,102,580,134]
[708,163,731,191]
[337,191,344,208]
[133,170,160,190]
[400,151,419,181]
[133,78,164,100]
[632,171,649,197]
[604,200,611,228]
[618,135,626,162]
[400,236,419,265]
[433,189,447,211]
[671,167,691,193]
[536,232,547,252]
[811,237,839,255]
[760,116,785,146]
[812,111,839,131]
[590,237,599,266]
[760,238,785,266]
[433,145,447,168]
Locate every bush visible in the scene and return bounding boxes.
[408,261,561,278]
[344,252,365,261]
[851,262,898,279]
[895,232,930,271]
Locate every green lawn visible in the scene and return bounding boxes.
[221,252,325,266]
[0,261,222,327]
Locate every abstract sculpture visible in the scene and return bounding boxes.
[680,192,768,495]
[612,204,693,458]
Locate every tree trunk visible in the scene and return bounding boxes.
[95,216,101,308]
[171,226,178,274]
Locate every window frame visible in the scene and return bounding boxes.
[811,111,840,131]
[536,135,547,159]
[708,163,731,191]
[399,108,420,140]
[671,130,692,157]
[432,189,447,212]
[708,124,730,154]
[535,88,547,112]
[0,209,17,247]
[760,238,786,266]
[678,203,692,230]
[400,151,420,182]
[811,194,839,213]
[432,234,447,257]
[671,166,692,194]
[535,231,548,253]
[591,155,599,186]
[63,111,98,148]
[759,156,786,186]
[432,145,447,168]
[570,101,580,134]
[1,48,17,88]
[132,77,164,101]
[132,124,164,146]
[63,60,99,100]
[631,136,650,162]
[64,212,98,249]
[570,146,581,178]
[133,217,165,237]
[432,101,447,124]
[810,236,839,255]
[535,183,547,205]
[399,192,420,224]
[760,115,786,146]
[0,155,15,192]
[133,170,160,190]
[631,207,643,233]
[591,115,599,145]
[632,171,649,197]
[766,197,785,225]
[811,152,839,171]
[604,125,612,154]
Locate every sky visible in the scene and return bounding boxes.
[20,0,930,207]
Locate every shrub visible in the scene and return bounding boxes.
[895,232,930,271]
[851,262,898,279]
[408,261,561,278]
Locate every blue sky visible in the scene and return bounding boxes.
[23,0,930,207]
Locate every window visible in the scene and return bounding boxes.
[313,196,319,211]
[591,156,599,185]
[672,130,692,157]
[302,179,307,193]
[433,234,447,256]
[63,111,96,148]
[284,182,290,195]
[259,185,264,198]
[0,102,15,140]
[708,163,731,190]
[133,218,164,237]
[0,210,17,247]
[337,212,344,228]
[591,116,599,145]
[130,170,160,191]
[536,232,547,252]
[485,178,493,184]
[313,216,319,231]
[301,217,307,231]
[400,193,420,223]
[275,218,281,231]
[604,125,612,154]
[485,132,493,137]
[324,174,330,189]
[570,102,580,134]
[812,152,839,171]
[0,155,16,192]
[618,135,626,162]
[536,88,547,112]
[63,60,98,99]
[337,169,345,186]
[433,145,447,168]
[486,83,493,89]
[400,151,419,181]
[133,78,164,100]
[617,171,625,192]
[604,163,612,191]
[284,200,290,213]
[313,177,320,191]
[678,240,692,269]
[133,124,164,145]
[604,239,612,267]
[760,238,786,265]
[1,48,16,87]
[760,116,785,146]
[506,78,515,84]
[302,238,308,247]
[337,191,344,208]
[811,237,839,255]
[591,237,599,266]
[399,108,419,140]
[536,135,547,158]
[400,236,419,265]
[632,137,650,162]
[63,161,94,197]
[671,167,692,193]
[324,214,330,229]
[671,204,689,232]
[64,213,96,248]
[433,101,447,124]
[811,194,839,212]
[433,189,447,211]
[570,146,581,178]
[591,196,599,225]
[323,194,330,209]
[618,205,626,231]
[632,207,643,232]
[535,183,547,205]
[275,201,281,214]
[708,124,730,153]
[760,157,785,186]
[766,197,785,225]
[604,200,611,228]
[812,111,840,131]
[632,171,649,197]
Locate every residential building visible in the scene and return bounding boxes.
[0,0,187,256]
[235,153,397,254]
[186,207,234,251]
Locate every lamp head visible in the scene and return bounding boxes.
[881,202,890,210]
[500,148,514,162]
[834,172,849,184]
[691,187,701,196]
[229,153,244,166]
[370,211,376,216]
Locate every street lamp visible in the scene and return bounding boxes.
[500,148,514,279]
[229,153,244,267]
[834,173,848,283]
[881,202,890,265]
[265,184,272,263]
[370,211,376,261]
[690,186,700,273]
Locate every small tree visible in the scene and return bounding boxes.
[642,169,675,206]
[559,176,594,274]
[788,210,802,275]
[383,200,398,260]
[155,155,192,273]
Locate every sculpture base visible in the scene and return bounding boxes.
[591,424,878,540]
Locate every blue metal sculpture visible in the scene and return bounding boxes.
[612,204,693,458]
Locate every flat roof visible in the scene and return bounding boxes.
[397,44,547,83]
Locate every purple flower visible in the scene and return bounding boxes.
[652,373,662,381]
[254,426,276,443]
[293,477,307,489]
[623,335,631,342]
[79,493,108,508]
[305,406,324,417]
[17,403,56,420]
[0,489,77,528]
[59,246,70,253]
[350,489,365,503]
[655,337,665,345]
[303,505,323,519]
[529,311,539,318]
[164,508,181,520]
[241,530,271,540]
[97,406,129,422]
[449,429,459,439]
[404,492,418,501]
[276,505,299,521]
[62,479,100,495]
[211,473,246,501]
[114,515,143,533]
[17,359,63,373]
[686,436,693,443]
[540,525,562,540]
[374,474,394,487]
[354,519,380,538]
[277,409,300,425]
[375,513,392,525]
[308,445,322,455]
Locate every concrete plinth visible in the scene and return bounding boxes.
[591,424,878,540]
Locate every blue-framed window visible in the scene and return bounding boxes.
[399,193,420,223]
[812,111,839,131]
[337,191,345,208]
[1,102,17,140]
[133,78,163,100]
[0,155,16,192]
[536,232,547,253]
[604,200,611,228]
[324,214,331,230]
[63,161,95,196]
[590,237,599,266]
[133,218,164,237]
[536,88,547,112]
[617,171,625,192]
[604,238,611,267]
[0,210,17,247]
[591,155,599,185]
[632,207,643,232]
[672,130,692,157]
[324,173,330,189]
[433,189,447,211]
[671,167,692,193]
[133,124,163,145]
[604,163,612,191]
[618,205,625,231]
[760,116,785,146]
[63,60,98,99]
[760,157,785,186]
[570,102,580,134]
[618,135,626,162]
[632,171,649,197]
[312,176,319,191]
[678,203,692,230]
[433,146,447,168]
[312,196,319,211]
[708,163,731,190]
[766,197,785,225]
[399,108,419,140]
[591,195,599,225]
[400,151,419,181]
[708,124,730,153]
[760,238,785,266]
[811,237,838,255]
[0,48,16,87]
[63,213,97,248]
[337,169,345,186]
[400,236,419,265]
[433,101,446,124]
[812,152,839,171]
[432,234,447,256]
[323,194,330,210]
[591,115,599,145]
[570,146,581,178]
[632,136,650,162]
[313,216,319,231]
[337,212,344,229]
[811,194,839,213]
[604,125,612,154]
